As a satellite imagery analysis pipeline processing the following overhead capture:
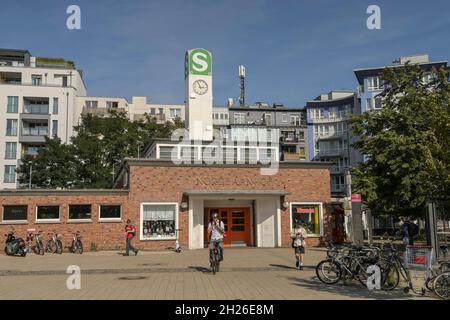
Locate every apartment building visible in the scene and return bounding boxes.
[76,96,184,124]
[306,91,361,196]
[226,103,308,161]
[0,49,86,189]
[354,54,448,113]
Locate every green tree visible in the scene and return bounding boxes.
[350,64,450,217]
[17,110,184,189]
[17,137,78,188]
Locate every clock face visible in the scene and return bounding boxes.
[193,80,208,95]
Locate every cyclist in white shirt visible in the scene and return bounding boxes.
[207,213,225,266]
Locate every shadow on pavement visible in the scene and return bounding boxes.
[285,276,421,300]
[188,266,211,274]
[270,264,315,271]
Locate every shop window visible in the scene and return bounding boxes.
[36,205,60,221]
[69,205,92,220]
[141,203,177,240]
[99,205,122,220]
[291,203,323,236]
[3,205,27,221]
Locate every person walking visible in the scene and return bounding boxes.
[400,217,419,246]
[291,221,308,270]
[124,219,139,256]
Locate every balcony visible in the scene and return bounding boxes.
[24,104,49,114]
[331,166,345,174]
[317,148,348,157]
[331,185,346,194]
[283,152,306,161]
[19,119,49,144]
[82,106,126,116]
[315,131,347,140]
[133,113,166,123]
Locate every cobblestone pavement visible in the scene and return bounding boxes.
[0,248,433,300]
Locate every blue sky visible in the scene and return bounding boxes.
[1,0,449,106]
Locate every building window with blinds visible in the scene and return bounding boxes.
[141,203,177,240]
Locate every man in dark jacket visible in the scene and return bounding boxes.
[400,217,414,245]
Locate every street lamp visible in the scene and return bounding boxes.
[111,159,122,187]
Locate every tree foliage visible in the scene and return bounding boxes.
[350,64,450,217]
[17,110,184,189]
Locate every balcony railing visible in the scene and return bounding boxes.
[22,127,48,136]
[283,152,306,161]
[24,104,49,114]
[315,131,347,139]
[318,148,348,156]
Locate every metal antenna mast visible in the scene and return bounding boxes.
[239,65,246,107]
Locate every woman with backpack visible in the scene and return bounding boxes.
[291,221,308,270]
[124,219,139,256]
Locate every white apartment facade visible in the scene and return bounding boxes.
[0,49,86,189]
[76,96,185,124]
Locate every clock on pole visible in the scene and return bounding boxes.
[185,48,213,141]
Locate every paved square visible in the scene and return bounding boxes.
[0,248,432,300]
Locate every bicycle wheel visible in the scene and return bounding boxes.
[378,259,400,291]
[56,240,63,254]
[316,259,342,284]
[76,241,83,254]
[433,272,450,300]
[46,240,56,253]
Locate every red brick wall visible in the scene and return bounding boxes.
[0,164,331,251]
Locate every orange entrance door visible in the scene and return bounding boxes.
[204,208,251,247]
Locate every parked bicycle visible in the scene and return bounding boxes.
[316,243,380,286]
[433,271,450,300]
[68,230,83,254]
[26,229,45,255]
[46,231,63,254]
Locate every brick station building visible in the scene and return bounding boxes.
[0,159,332,251]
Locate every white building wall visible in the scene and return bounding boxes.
[0,63,86,189]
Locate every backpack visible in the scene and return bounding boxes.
[408,223,419,237]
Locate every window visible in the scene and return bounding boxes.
[141,203,177,240]
[282,114,288,122]
[99,205,122,220]
[374,96,382,109]
[299,147,306,158]
[106,101,119,109]
[158,108,164,115]
[22,122,48,136]
[7,96,18,113]
[85,101,98,109]
[298,131,305,141]
[170,108,181,119]
[367,76,382,91]
[24,100,49,114]
[36,206,60,221]
[62,76,68,87]
[53,98,59,114]
[290,203,323,236]
[220,113,224,120]
[366,98,373,110]
[3,165,16,183]
[150,108,156,115]
[23,145,40,157]
[290,115,301,126]
[5,142,17,159]
[52,120,58,137]
[69,205,92,220]
[264,114,272,125]
[3,205,27,221]
[31,75,42,86]
[224,114,228,120]
[234,113,246,124]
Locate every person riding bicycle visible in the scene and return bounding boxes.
[207,212,225,267]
